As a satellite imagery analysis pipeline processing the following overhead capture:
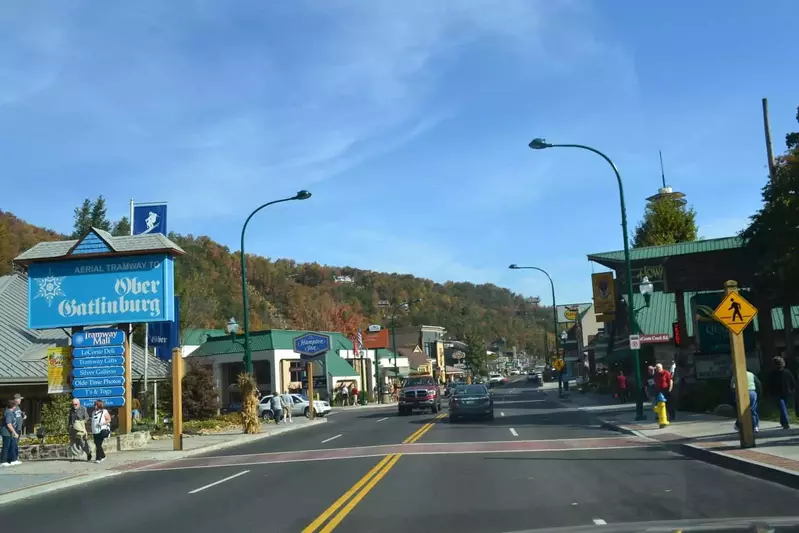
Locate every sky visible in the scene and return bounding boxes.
[2,1,798,305]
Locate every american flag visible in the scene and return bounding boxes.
[354,330,364,356]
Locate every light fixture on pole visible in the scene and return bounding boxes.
[239,190,312,374]
[508,264,559,366]
[560,330,568,343]
[390,298,423,378]
[226,317,239,341]
[639,276,654,308]
[526,138,646,421]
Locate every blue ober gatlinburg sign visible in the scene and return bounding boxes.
[13,227,185,412]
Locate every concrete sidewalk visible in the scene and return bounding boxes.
[0,417,326,505]
[596,400,799,489]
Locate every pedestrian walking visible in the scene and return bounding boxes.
[68,398,92,461]
[731,370,760,433]
[91,400,112,463]
[771,356,795,429]
[0,400,20,467]
[12,393,26,436]
[270,394,283,424]
[340,383,350,406]
[351,384,360,406]
[615,370,628,403]
[280,391,293,423]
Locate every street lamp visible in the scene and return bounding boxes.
[527,138,645,420]
[240,190,312,374]
[560,330,568,343]
[390,299,423,379]
[508,264,559,366]
[640,276,654,308]
[226,317,240,341]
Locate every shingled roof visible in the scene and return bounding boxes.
[0,272,169,384]
[14,227,185,265]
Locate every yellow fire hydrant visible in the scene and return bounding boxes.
[653,392,669,428]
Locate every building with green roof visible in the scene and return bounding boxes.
[587,236,799,382]
[188,329,366,407]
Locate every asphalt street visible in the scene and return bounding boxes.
[3,377,799,533]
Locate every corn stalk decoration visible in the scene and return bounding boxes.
[237,372,261,434]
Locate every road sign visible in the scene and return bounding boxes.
[72,366,125,378]
[72,356,126,368]
[72,386,126,399]
[72,346,125,358]
[713,291,758,335]
[71,328,126,348]
[72,376,126,388]
[629,334,641,350]
[78,397,125,408]
[293,333,331,358]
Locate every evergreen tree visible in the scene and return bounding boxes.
[632,196,698,248]
[182,360,220,420]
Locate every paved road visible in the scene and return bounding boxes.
[3,378,799,532]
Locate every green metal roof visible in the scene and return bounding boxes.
[183,328,226,346]
[189,329,354,357]
[587,237,742,264]
[620,291,799,338]
[326,352,358,378]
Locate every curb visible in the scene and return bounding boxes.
[0,418,327,505]
[600,418,799,490]
[676,443,799,490]
[0,471,121,507]
[180,418,327,458]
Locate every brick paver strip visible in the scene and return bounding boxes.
[138,437,651,472]
[725,449,799,472]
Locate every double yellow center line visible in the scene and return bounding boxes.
[303,413,447,533]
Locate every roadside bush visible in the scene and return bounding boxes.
[40,393,72,436]
[182,359,219,420]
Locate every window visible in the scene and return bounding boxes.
[289,362,304,383]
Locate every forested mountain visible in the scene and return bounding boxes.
[1,206,554,354]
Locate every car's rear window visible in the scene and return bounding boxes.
[462,385,487,395]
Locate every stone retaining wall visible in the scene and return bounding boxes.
[19,430,150,461]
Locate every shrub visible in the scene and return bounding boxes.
[182,359,219,420]
[40,394,72,436]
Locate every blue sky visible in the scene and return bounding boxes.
[2,1,798,305]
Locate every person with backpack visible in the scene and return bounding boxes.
[91,400,112,463]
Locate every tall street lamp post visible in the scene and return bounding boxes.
[528,138,645,420]
[390,299,423,379]
[508,264,559,364]
[240,190,312,374]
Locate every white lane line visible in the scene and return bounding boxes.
[592,518,607,525]
[376,417,389,422]
[509,428,519,437]
[188,470,250,494]
[500,412,505,417]
[322,434,343,443]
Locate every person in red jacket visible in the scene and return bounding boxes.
[615,370,628,403]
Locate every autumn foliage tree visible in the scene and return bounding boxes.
[2,200,557,355]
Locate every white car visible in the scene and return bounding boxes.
[258,394,331,420]
[488,374,506,385]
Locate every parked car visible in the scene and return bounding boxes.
[398,375,442,415]
[258,394,331,420]
[449,383,494,422]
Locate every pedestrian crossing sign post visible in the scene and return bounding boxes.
[712,290,758,335]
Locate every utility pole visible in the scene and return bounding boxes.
[762,98,793,361]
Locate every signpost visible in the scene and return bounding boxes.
[713,281,758,449]
[628,334,641,350]
[71,328,128,409]
[293,333,331,420]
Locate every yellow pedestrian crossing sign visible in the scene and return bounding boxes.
[713,291,757,335]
